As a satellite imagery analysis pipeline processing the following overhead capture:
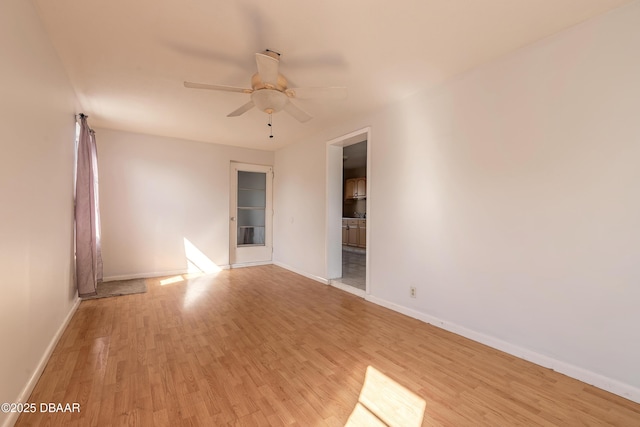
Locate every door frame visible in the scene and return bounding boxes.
[326,127,371,295]
[229,161,273,268]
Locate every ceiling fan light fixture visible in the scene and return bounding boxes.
[185,51,346,123]
[251,89,288,113]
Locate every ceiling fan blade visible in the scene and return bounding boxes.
[227,101,255,117]
[284,102,312,123]
[184,81,252,93]
[255,53,279,86]
[286,87,348,100]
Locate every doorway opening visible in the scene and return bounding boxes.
[326,127,371,297]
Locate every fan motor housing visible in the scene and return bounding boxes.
[251,73,288,92]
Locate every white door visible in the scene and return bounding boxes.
[230,162,273,267]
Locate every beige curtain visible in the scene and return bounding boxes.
[75,115,102,297]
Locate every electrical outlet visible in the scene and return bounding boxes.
[410,286,416,298]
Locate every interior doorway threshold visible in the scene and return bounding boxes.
[230,261,273,269]
[329,280,366,298]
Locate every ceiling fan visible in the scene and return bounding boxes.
[184,50,347,123]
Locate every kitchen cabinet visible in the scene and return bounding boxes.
[358,220,366,248]
[355,178,366,198]
[347,219,359,246]
[342,220,348,245]
[345,179,356,200]
[342,219,366,248]
[344,177,366,200]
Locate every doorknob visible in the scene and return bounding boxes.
[230,217,236,221]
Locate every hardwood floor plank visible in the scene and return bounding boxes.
[15,265,640,426]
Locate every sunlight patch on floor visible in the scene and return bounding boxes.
[182,238,221,308]
[345,366,426,427]
[160,275,185,286]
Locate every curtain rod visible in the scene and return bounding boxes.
[75,113,95,133]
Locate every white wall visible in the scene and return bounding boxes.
[97,129,273,279]
[0,2,79,426]
[273,137,329,279]
[274,2,640,401]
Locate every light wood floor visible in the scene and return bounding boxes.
[17,265,640,426]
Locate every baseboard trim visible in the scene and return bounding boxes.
[273,261,330,285]
[365,294,640,404]
[103,266,230,282]
[3,296,82,427]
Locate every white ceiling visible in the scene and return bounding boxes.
[34,0,631,151]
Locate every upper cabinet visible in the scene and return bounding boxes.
[345,179,356,200]
[345,177,366,200]
[356,178,366,198]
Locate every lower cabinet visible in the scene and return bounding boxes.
[358,220,366,248]
[342,219,366,248]
[348,220,359,246]
[342,221,348,245]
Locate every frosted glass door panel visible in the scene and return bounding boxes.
[238,189,266,207]
[237,171,266,246]
[238,171,266,190]
[237,209,265,226]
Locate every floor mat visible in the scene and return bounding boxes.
[82,278,147,300]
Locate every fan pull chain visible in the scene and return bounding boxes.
[268,113,274,139]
